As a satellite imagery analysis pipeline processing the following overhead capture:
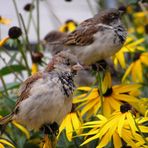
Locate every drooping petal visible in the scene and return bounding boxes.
[71,112,82,134]
[117,113,126,136]
[122,63,134,82]
[0,139,15,148]
[65,114,73,141]
[12,121,30,139]
[113,132,122,148]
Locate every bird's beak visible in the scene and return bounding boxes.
[72,62,84,71]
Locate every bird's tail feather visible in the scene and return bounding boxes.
[0,114,13,125]
[0,114,13,134]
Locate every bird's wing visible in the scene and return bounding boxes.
[63,24,100,46]
[16,72,43,106]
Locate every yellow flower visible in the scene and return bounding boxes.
[122,52,148,83]
[59,19,77,33]
[73,71,142,118]
[113,37,145,69]
[0,16,11,25]
[59,111,82,141]
[81,104,148,148]
[31,63,38,74]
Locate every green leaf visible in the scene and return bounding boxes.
[0,82,20,92]
[0,65,26,76]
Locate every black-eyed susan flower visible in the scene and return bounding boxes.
[80,104,148,148]
[59,19,78,33]
[0,26,22,47]
[113,36,145,69]
[122,52,148,83]
[73,71,142,118]
[31,51,43,74]
[59,110,82,141]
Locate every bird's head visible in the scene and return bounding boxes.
[53,51,83,73]
[95,8,124,26]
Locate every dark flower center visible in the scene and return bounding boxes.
[24,3,34,11]
[145,24,148,34]
[31,51,43,63]
[8,26,22,39]
[133,52,141,61]
[103,87,113,97]
[120,103,131,113]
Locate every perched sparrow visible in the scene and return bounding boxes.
[0,52,83,134]
[43,30,67,55]
[43,31,95,86]
[52,8,127,65]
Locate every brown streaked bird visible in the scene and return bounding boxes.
[43,30,67,55]
[0,51,83,135]
[51,8,127,65]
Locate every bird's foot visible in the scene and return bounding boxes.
[40,122,59,136]
[91,60,107,72]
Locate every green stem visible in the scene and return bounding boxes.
[0,76,9,96]
[96,72,103,115]
[12,0,21,28]
[36,0,40,49]
[19,14,32,57]
[26,0,36,33]
[17,39,31,76]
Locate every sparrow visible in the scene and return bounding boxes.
[42,30,67,55]
[0,51,83,135]
[43,31,95,86]
[51,8,127,65]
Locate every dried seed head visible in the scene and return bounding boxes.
[120,103,132,113]
[8,26,22,39]
[31,51,44,63]
[24,3,34,11]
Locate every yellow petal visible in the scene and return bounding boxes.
[122,129,138,147]
[31,63,38,74]
[43,135,52,148]
[71,112,81,134]
[116,51,126,69]
[96,132,111,148]
[113,94,139,103]
[117,114,126,136]
[113,132,122,148]
[77,87,92,91]
[81,132,100,146]
[12,121,30,139]
[122,63,134,82]
[113,84,141,94]
[0,17,11,25]
[126,112,137,135]
[0,143,4,148]
[138,125,148,133]
[59,115,67,133]
[65,114,73,141]
[0,37,9,47]
[131,60,143,82]
[103,97,112,118]
[0,139,15,148]
[140,53,148,66]
[81,99,99,116]
[108,96,121,111]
